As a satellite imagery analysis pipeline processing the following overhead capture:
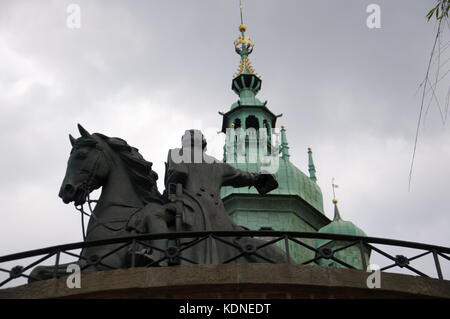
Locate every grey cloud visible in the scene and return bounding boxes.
[0,0,448,281]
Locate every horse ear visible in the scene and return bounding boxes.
[69,134,76,146]
[78,124,90,137]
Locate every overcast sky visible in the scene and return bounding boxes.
[0,0,449,281]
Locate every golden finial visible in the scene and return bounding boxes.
[281,125,285,129]
[332,198,338,204]
[239,24,247,32]
[308,147,312,151]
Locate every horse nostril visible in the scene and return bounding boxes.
[64,184,75,195]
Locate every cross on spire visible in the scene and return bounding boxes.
[239,0,244,26]
[332,178,339,202]
[331,178,342,221]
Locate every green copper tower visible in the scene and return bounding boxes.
[219,2,329,263]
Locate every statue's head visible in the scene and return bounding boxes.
[181,129,207,151]
[58,124,110,205]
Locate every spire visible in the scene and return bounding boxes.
[331,178,341,220]
[234,0,257,77]
[332,198,342,221]
[239,0,244,30]
[232,1,262,102]
[308,147,317,182]
[280,125,290,159]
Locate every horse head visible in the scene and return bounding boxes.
[58,124,111,205]
[59,124,163,207]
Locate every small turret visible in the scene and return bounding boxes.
[308,147,317,182]
[315,198,370,270]
[280,125,290,159]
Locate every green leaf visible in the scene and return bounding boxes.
[427,8,436,20]
[426,1,449,21]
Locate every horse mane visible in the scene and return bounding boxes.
[93,133,164,205]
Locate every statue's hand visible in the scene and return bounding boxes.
[254,171,278,195]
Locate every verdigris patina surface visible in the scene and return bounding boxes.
[29,126,288,282]
[127,129,286,265]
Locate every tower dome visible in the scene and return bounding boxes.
[315,199,370,270]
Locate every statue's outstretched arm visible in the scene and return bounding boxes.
[221,164,278,194]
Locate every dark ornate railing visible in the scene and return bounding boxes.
[0,231,449,288]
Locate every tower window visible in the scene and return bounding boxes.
[263,120,272,154]
[234,118,242,128]
[245,115,259,130]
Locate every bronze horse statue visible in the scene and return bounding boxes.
[30,125,165,281]
[29,125,290,282]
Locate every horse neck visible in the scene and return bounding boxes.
[95,157,143,214]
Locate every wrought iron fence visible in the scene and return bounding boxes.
[0,231,449,288]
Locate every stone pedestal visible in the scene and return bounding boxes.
[0,264,449,299]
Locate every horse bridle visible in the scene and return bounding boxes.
[73,144,143,241]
